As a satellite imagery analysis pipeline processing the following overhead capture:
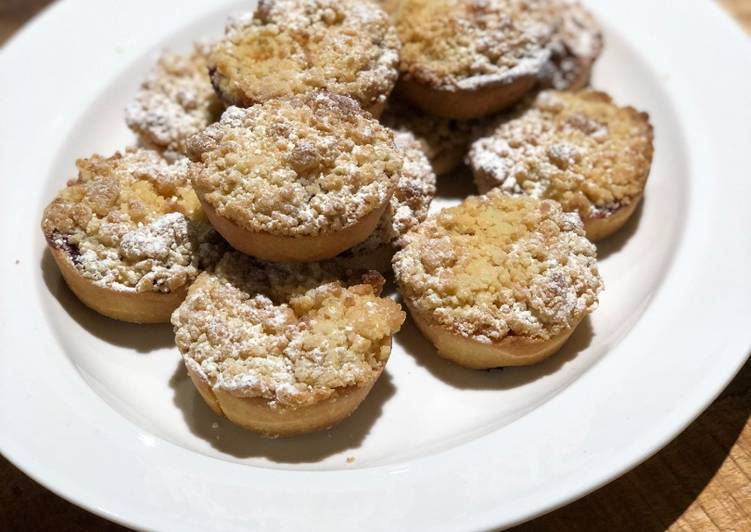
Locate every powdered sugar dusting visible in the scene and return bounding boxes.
[539,0,603,90]
[41,148,223,293]
[125,43,223,155]
[393,191,602,343]
[171,252,405,408]
[468,90,653,223]
[395,0,557,90]
[210,0,400,109]
[189,95,402,237]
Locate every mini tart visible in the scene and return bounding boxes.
[208,0,400,116]
[125,43,224,157]
[392,191,602,369]
[171,251,406,437]
[469,90,654,241]
[188,93,402,262]
[381,98,475,176]
[41,148,224,323]
[333,130,436,272]
[393,0,557,119]
[539,0,604,90]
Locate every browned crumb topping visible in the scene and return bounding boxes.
[125,43,224,156]
[189,93,402,237]
[469,90,654,221]
[393,0,557,90]
[539,0,603,90]
[381,99,475,175]
[41,148,222,293]
[172,251,405,408]
[393,190,602,343]
[208,0,400,109]
[343,130,436,256]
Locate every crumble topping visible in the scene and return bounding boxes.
[393,190,602,343]
[539,0,603,90]
[208,0,400,109]
[125,43,224,156]
[381,98,475,175]
[41,148,222,293]
[172,251,406,408]
[469,90,654,221]
[393,0,557,90]
[342,130,436,257]
[189,93,402,237]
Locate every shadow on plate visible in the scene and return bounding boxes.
[169,360,396,463]
[512,352,751,531]
[596,198,645,260]
[396,312,594,391]
[434,165,476,201]
[40,249,174,353]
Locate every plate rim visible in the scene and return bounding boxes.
[1,0,751,530]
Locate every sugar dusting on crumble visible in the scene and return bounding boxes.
[539,0,603,90]
[469,90,653,222]
[209,0,400,109]
[381,98,476,175]
[42,148,223,293]
[393,191,602,343]
[188,93,402,237]
[394,0,557,90]
[171,252,405,408]
[125,43,224,156]
[343,130,436,256]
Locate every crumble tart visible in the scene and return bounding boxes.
[41,148,224,323]
[334,130,436,272]
[539,0,603,90]
[381,98,475,176]
[392,0,557,119]
[188,93,402,262]
[125,43,224,157]
[469,90,654,241]
[393,190,602,368]
[171,251,406,437]
[208,0,400,116]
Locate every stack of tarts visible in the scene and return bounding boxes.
[42,0,654,438]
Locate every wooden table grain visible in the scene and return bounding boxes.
[1,2,749,531]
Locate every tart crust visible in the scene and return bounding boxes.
[396,74,538,120]
[392,0,557,119]
[172,252,405,437]
[48,247,187,323]
[198,196,388,262]
[469,90,653,241]
[208,0,400,114]
[41,148,221,323]
[393,191,602,368]
[408,301,582,369]
[188,94,401,261]
[185,351,386,436]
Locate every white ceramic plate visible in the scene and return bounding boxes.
[1,1,750,530]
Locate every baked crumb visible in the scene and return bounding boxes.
[346,456,355,464]
[469,90,653,221]
[539,0,603,90]
[393,190,602,343]
[41,148,222,293]
[209,0,400,109]
[172,251,406,408]
[125,43,224,156]
[393,0,557,90]
[342,130,436,256]
[189,93,402,237]
[381,99,475,175]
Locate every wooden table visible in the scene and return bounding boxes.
[1,2,749,530]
